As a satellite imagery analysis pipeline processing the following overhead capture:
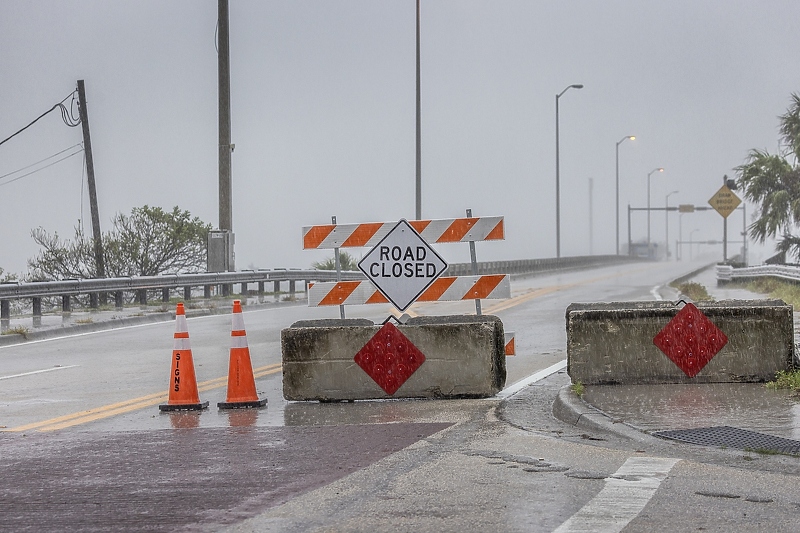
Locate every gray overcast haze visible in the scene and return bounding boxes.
[1,0,798,277]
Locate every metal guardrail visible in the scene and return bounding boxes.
[0,255,639,328]
[0,269,362,300]
[717,263,800,284]
[0,255,636,301]
[445,254,635,277]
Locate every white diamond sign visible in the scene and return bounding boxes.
[358,219,448,311]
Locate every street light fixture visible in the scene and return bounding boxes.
[555,83,584,259]
[665,190,678,261]
[646,167,664,257]
[615,135,635,255]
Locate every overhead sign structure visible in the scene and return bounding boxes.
[708,185,741,218]
[678,204,695,213]
[358,219,448,312]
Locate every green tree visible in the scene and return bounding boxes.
[0,266,17,283]
[737,93,800,259]
[27,205,212,280]
[104,206,211,276]
[312,251,359,271]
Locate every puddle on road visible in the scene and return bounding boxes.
[582,383,800,440]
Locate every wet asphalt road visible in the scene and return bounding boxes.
[5,260,800,531]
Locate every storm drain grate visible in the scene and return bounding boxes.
[654,425,800,455]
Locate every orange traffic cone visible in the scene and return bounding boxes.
[159,303,208,411]
[218,300,267,409]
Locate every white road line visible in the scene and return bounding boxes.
[0,365,79,380]
[651,285,663,300]
[553,456,681,533]
[496,359,567,399]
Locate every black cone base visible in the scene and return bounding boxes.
[217,397,268,409]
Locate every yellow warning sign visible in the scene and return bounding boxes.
[708,185,741,218]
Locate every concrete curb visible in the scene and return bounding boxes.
[552,384,655,444]
[0,311,199,346]
[0,299,303,347]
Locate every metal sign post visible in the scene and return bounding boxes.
[708,182,742,262]
[466,209,481,315]
[332,215,345,319]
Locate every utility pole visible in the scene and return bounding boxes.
[217,0,235,291]
[218,0,232,237]
[76,80,105,280]
[588,178,593,255]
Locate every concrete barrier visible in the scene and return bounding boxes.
[282,315,506,401]
[566,300,794,385]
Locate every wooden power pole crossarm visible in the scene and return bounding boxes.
[76,80,106,279]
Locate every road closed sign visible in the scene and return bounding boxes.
[358,219,448,311]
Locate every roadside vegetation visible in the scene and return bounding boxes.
[0,326,29,339]
[312,251,359,271]
[27,205,211,281]
[735,278,800,308]
[766,370,800,394]
[670,281,714,302]
[0,266,16,283]
[736,93,800,260]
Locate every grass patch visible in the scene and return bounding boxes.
[1,326,29,338]
[571,382,585,397]
[670,281,714,301]
[739,278,800,308]
[766,370,800,392]
[744,447,782,456]
[75,317,94,325]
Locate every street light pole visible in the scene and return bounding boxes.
[555,84,583,258]
[415,0,422,220]
[646,167,664,257]
[690,229,699,261]
[665,190,678,261]
[588,177,594,255]
[615,135,635,255]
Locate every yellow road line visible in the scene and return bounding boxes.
[7,265,652,432]
[6,363,282,433]
[484,266,652,315]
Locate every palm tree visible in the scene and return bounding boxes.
[737,93,800,259]
[312,251,359,271]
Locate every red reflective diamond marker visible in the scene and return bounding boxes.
[354,322,425,395]
[653,303,728,377]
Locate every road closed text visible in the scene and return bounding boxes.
[369,246,439,278]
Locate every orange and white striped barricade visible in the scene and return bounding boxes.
[308,274,511,307]
[303,216,504,250]
[504,331,516,356]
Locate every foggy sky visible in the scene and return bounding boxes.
[2,1,798,277]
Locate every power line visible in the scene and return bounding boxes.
[0,148,84,188]
[0,90,81,148]
[0,143,83,181]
